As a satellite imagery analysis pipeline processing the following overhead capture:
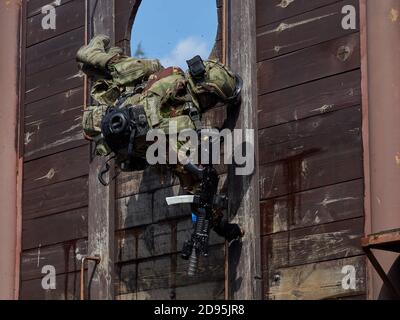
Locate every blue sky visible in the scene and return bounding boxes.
[130,0,218,69]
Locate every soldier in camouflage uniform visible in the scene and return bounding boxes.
[76,35,242,243]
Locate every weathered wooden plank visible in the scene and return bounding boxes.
[256,0,342,27]
[25,87,83,124]
[262,217,364,269]
[259,107,363,200]
[261,179,364,235]
[257,32,360,95]
[259,107,362,184]
[24,111,85,160]
[153,185,191,223]
[119,281,225,300]
[87,0,115,301]
[24,86,86,161]
[20,271,81,300]
[258,70,361,129]
[116,229,139,263]
[259,106,361,163]
[21,239,87,281]
[22,207,88,250]
[23,176,88,220]
[116,192,153,230]
[118,223,176,263]
[23,145,89,191]
[265,256,366,300]
[117,166,178,199]
[24,136,86,162]
[116,217,225,263]
[25,60,83,104]
[257,0,358,61]
[115,261,138,296]
[259,148,363,201]
[116,245,225,295]
[27,0,75,18]
[159,245,225,290]
[27,0,84,47]
[26,27,84,75]
[117,223,180,263]
[117,166,227,200]
[175,281,224,300]
[227,0,262,300]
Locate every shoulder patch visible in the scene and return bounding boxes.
[144,66,184,91]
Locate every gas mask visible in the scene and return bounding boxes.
[100,104,150,172]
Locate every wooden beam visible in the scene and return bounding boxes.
[87,0,115,300]
[226,0,262,300]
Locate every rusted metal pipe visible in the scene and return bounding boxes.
[80,256,101,300]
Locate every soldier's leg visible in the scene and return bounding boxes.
[107,56,163,87]
[76,35,163,85]
[76,35,118,76]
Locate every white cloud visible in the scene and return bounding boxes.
[160,36,211,69]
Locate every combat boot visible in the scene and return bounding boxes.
[76,35,117,71]
[108,46,124,57]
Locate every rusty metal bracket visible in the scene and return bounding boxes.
[361,229,400,299]
[80,255,101,300]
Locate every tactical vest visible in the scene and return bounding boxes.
[82,57,240,161]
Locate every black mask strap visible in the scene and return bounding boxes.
[98,155,120,186]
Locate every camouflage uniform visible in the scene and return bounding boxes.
[77,35,239,195]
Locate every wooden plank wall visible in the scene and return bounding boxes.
[20,0,88,299]
[113,0,227,300]
[19,0,225,300]
[256,0,367,300]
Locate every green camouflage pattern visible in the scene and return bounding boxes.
[186,59,237,110]
[76,35,116,71]
[91,79,121,105]
[108,57,163,87]
[78,35,238,190]
[82,104,108,137]
[82,104,110,156]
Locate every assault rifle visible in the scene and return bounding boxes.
[166,158,228,276]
